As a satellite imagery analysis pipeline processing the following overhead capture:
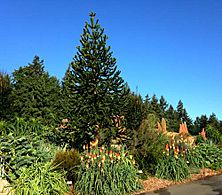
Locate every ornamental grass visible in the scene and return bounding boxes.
[155,138,190,181]
[74,140,142,195]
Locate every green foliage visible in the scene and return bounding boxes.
[75,144,142,195]
[52,149,80,182]
[155,155,190,181]
[10,162,69,195]
[1,117,48,137]
[188,143,222,170]
[125,92,144,131]
[166,105,179,131]
[195,134,206,144]
[45,122,82,148]
[11,56,62,125]
[129,114,168,175]
[63,12,129,146]
[176,100,193,132]
[206,125,222,144]
[155,137,192,181]
[0,134,52,181]
[0,72,13,120]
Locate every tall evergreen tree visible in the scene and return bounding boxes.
[11,56,61,124]
[176,100,193,132]
[0,72,12,120]
[193,115,208,133]
[166,105,179,131]
[142,94,150,119]
[149,94,161,119]
[176,100,184,122]
[159,95,168,118]
[208,113,219,129]
[63,12,128,145]
[125,92,144,131]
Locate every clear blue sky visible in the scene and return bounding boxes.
[1,0,222,120]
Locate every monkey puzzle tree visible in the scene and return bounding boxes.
[63,12,128,146]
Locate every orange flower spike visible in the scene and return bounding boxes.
[99,148,103,154]
[177,146,180,153]
[101,155,105,164]
[106,150,109,155]
[91,138,99,148]
[174,148,177,155]
[109,150,113,158]
[110,157,114,164]
[101,145,105,150]
[165,143,169,151]
[116,152,120,160]
[98,160,101,168]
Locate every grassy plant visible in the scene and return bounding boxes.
[10,162,69,195]
[3,117,48,137]
[75,141,142,195]
[155,141,190,181]
[52,148,80,182]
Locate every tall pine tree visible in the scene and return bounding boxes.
[0,72,12,120]
[176,100,193,132]
[63,12,128,145]
[11,56,61,125]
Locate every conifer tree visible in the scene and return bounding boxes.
[176,100,193,132]
[125,92,144,131]
[194,115,208,133]
[149,94,161,119]
[159,96,168,118]
[0,72,12,120]
[63,12,128,145]
[166,105,179,131]
[11,56,61,124]
[142,94,150,118]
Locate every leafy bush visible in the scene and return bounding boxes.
[188,143,222,170]
[0,134,52,181]
[75,142,142,195]
[0,118,48,137]
[206,125,222,145]
[195,134,206,144]
[130,115,168,175]
[155,141,190,181]
[45,123,81,148]
[52,149,80,182]
[10,162,69,195]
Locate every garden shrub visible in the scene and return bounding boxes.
[0,134,52,181]
[10,162,69,195]
[52,148,80,183]
[188,143,222,170]
[155,141,190,181]
[1,117,48,137]
[75,141,142,195]
[130,114,168,175]
[206,125,222,145]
